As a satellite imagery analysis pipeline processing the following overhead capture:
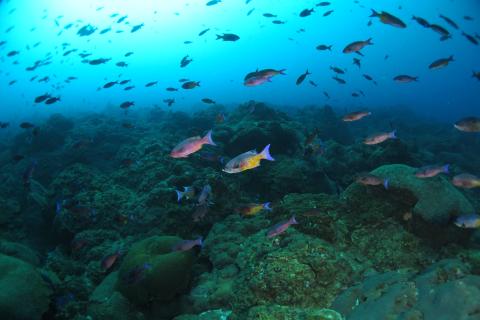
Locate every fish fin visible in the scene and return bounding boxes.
[260,144,275,161]
[366,37,373,44]
[449,55,454,61]
[290,215,298,224]
[197,237,204,247]
[389,130,397,139]
[216,34,223,40]
[443,164,450,174]
[263,202,272,211]
[175,190,184,202]
[370,9,379,17]
[383,179,389,190]
[328,45,332,50]
[356,51,364,57]
[203,130,216,146]
[278,69,286,75]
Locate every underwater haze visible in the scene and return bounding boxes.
[1,1,480,320]
[0,0,479,121]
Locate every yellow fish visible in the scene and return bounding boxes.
[223,144,274,173]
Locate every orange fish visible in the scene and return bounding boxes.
[170,130,216,158]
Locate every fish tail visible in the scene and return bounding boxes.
[197,237,203,247]
[370,9,379,17]
[328,45,332,50]
[306,69,311,75]
[263,202,272,211]
[203,130,216,146]
[366,37,373,44]
[389,130,397,139]
[260,144,275,161]
[216,34,223,40]
[383,179,389,190]
[443,164,450,174]
[290,215,298,225]
[175,190,184,202]
[278,69,286,75]
[196,81,201,87]
[449,55,454,61]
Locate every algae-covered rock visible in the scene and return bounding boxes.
[173,309,232,320]
[117,236,196,306]
[0,240,40,266]
[333,259,480,320]
[0,253,51,320]
[345,164,474,224]
[245,305,344,320]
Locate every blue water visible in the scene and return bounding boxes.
[0,0,479,123]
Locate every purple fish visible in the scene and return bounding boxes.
[122,263,152,285]
[171,237,203,252]
[267,216,298,238]
[197,184,212,205]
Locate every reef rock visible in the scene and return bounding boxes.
[333,259,480,320]
[344,164,474,224]
[116,235,196,306]
[0,253,51,320]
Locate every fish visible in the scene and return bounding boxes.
[206,0,221,6]
[393,75,418,83]
[429,56,454,70]
[330,66,345,74]
[462,32,478,45]
[356,173,389,189]
[122,263,152,285]
[364,130,397,145]
[166,87,178,91]
[182,81,200,89]
[197,184,212,205]
[332,76,346,84]
[272,20,285,25]
[45,97,60,105]
[131,23,144,33]
[316,1,330,6]
[452,174,480,188]
[12,154,24,162]
[175,186,195,202]
[101,251,121,271]
[439,14,458,29]
[309,80,317,87]
[430,24,451,40]
[119,79,131,85]
[116,61,128,67]
[296,69,311,85]
[216,33,240,41]
[170,130,216,158]
[263,13,277,18]
[0,122,10,129]
[464,16,474,21]
[198,151,224,163]
[247,8,255,16]
[454,117,480,132]
[316,44,332,51]
[473,71,480,81]
[172,237,203,252]
[117,15,128,23]
[454,214,480,228]
[7,50,19,57]
[342,111,371,122]
[215,113,226,123]
[88,58,111,65]
[125,52,134,57]
[23,160,38,188]
[34,93,51,103]
[145,81,158,87]
[363,74,373,81]
[343,38,373,54]
[103,81,117,88]
[120,101,134,109]
[223,144,274,174]
[20,122,35,129]
[244,68,286,86]
[323,10,334,17]
[164,98,175,107]
[180,55,193,68]
[77,24,96,36]
[237,202,272,216]
[267,216,298,237]
[198,28,210,36]
[300,9,314,17]
[99,27,111,34]
[415,165,449,178]
[353,58,361,68]
[124,86,135,91]
[201,98,215,104]
[370,9,406,28]
[412,16,430,28]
